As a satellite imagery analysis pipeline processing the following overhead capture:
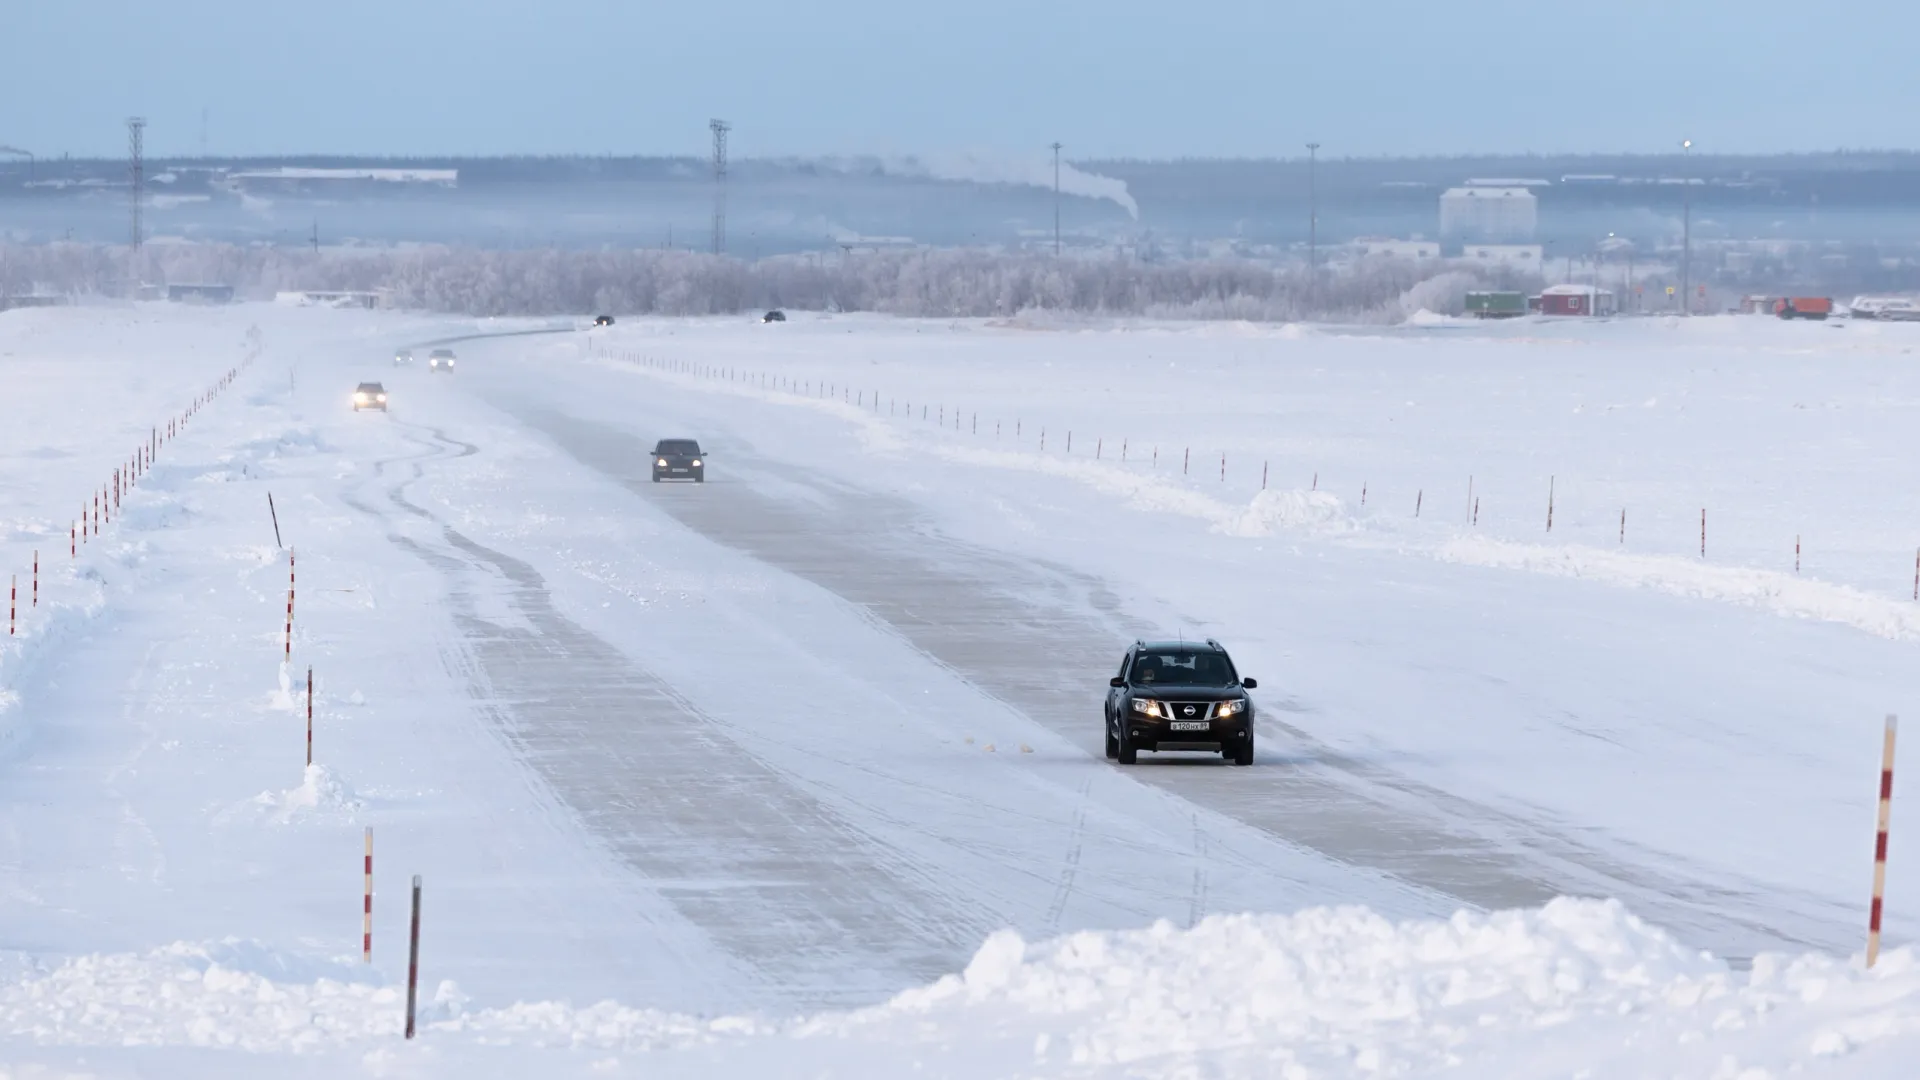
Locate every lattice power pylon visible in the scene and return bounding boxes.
[710,119,730,256]
[127,117,147,252]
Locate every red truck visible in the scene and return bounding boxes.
[1775,297,1833,320]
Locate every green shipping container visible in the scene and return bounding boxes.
[1465,291,1526,318]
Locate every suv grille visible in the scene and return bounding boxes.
[1164,701,1215,721]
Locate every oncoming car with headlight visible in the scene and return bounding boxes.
[429,348,456,372]
[651,438,705,482]
[352,382,389,412]
[1104,639,1257,766]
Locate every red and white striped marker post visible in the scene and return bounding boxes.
[9,575,14,636]
[284,549,296,661]
[31,551,37,608]
[1869,715,1898,968]
[363,828,374,963]
[70,524,75,559]
[306,666,314,767]
[405,875,423,1039]
[1701,509,1707,558]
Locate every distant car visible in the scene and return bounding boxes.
[353,382,389,412]
[1104,639,1257,766]
[651,438,705,482]
[762,309,786,323]
[593,314,615,327]
[393,349,412,366]
[429,348,456,372]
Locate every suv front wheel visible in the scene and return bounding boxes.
[1227,728,1254,767]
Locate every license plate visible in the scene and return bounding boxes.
[1170,721,1210,731]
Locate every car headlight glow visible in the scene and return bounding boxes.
[691,459,701,467]
[354,393,367,401]
[1131,698,1162,718]
[377,394,387,402]
[657,458,668,467]
[1216,699,1245,718]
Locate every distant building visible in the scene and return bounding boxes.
[1352,237,1440,260]
[1539,283,1615,316]
[1440,187,1538,242]
[274,290,386,309]
[1457,244,1543,269]
[166,283,234,304]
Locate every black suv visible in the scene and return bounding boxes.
[652,438,705,482]
[1104,639,1257,766]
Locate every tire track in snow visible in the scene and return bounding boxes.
[343,419,988,1008]
[1043,776,1092,935]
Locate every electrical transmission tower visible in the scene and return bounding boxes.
[127,117,147,252]
[709,119,730,256]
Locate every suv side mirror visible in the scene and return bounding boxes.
[1109,676,1125,688]
[1241,677,1258,689]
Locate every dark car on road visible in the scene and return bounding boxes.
[1104,639,1257,766]
[652,438,705,482]
[762,309,786,323]
[594,314,615,326]
[429,348,456,372]
[353,381,389,412]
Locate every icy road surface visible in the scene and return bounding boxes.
[0,304,1915,1076]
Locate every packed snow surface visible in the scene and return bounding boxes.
[0,304,1916,1077]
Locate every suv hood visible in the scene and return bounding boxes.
[1130,685,1246,701]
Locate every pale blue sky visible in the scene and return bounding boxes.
[6,0,1913,160]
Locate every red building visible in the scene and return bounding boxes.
[1539,284,1616,316]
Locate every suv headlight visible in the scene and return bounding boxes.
[1216,699,1246,718]
[1131,698,1162,718]
[691,459,702,467]
[657,458,669,467]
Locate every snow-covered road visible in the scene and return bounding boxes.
[2,304,1918,1076]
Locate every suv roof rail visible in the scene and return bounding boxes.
[1205,637,1222,649]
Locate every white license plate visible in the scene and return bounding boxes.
[1170,721,1210,731]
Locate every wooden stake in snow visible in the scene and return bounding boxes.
[1620,508,1626,545]
[306,666,314,768]
[1473,497,1479,526]
[405,875,423,1039]
[1700,509,1707,558]
[1261,461,1268,490]
[31,551,36,608]
[1415,490,1423,517]
[1546,476,1555,533]
[1361,482,1367,506]
[1183,447,1189,475]
[268,492,283,549]
[8,575,13,637]
[1797,535,1801,573]
[1868,715,1898,969]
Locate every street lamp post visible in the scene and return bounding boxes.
[1681,138,1693,315]
[1051,142,1063,256]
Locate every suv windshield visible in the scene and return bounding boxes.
[1131,650,1236,687]
[655,440,700,455]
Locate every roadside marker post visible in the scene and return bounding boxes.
[31,551,36,607]
[1546,476,1555,533]
[1868,715,1898,969]
[405,875,423,1039]
[306,666,314,767]
[1701,509,1707,558]
[363,828,374,963]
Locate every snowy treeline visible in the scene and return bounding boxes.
[0,242,1537,322]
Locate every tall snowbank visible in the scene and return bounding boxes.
[3,899,1915,1076]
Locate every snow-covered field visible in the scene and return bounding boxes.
[0,303,1916,1077]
